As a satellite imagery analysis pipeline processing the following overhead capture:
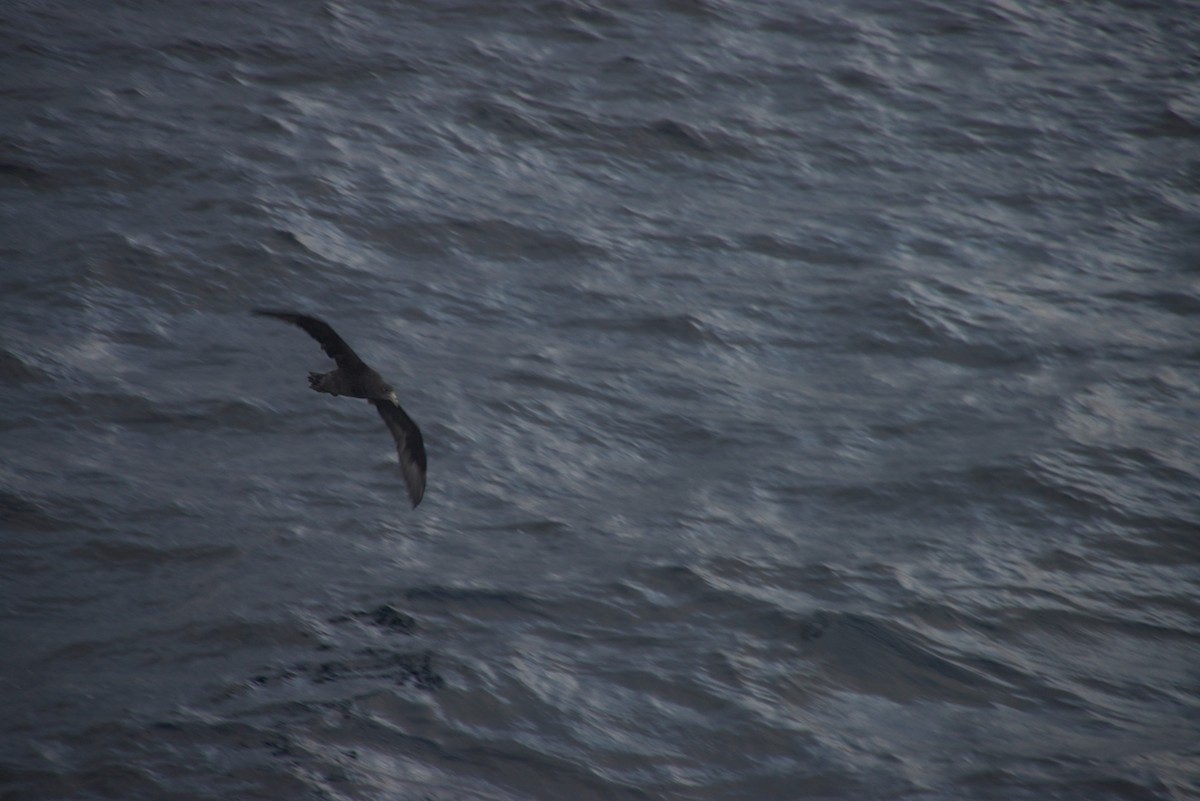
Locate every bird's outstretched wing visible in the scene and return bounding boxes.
[254,310,367,371]
[371,398,428,508]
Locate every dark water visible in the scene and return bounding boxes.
[2,1,1198,799]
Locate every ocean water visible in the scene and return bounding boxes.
[2,1,1198,799]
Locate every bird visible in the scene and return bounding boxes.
[253,310,427,508]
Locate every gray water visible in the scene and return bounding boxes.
[2,1,1198,799]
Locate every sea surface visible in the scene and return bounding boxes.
[2,1,1198,799]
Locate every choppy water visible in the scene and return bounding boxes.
[3,1,1198,799]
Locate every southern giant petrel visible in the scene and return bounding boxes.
[254,310,427,508]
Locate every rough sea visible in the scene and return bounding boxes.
[2,1,1198,799]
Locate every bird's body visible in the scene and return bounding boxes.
[254,310,427,508]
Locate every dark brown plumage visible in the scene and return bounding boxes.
[254,310,427,508]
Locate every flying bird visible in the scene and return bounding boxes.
[254,310,427,508]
